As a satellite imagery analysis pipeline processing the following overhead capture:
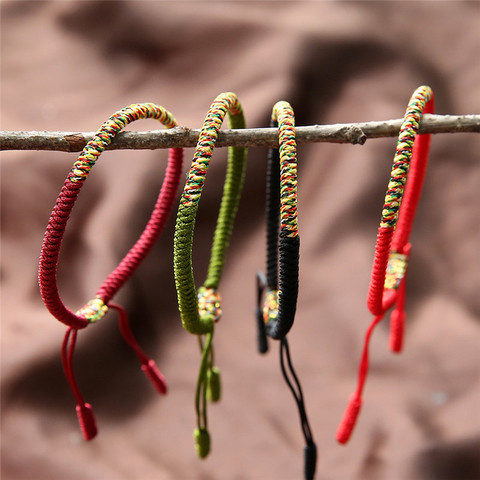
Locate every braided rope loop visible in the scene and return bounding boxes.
[39,103,182,328]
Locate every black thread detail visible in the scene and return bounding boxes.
[266,233,299,339]
[265,119,280,289]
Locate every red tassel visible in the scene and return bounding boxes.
[141,359,168,395]
[336,394,362,444]
[109,302,168,395]
[76,403,98,441]
[62,328,98,441]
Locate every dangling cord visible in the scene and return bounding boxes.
[194,331,214,458]
[335,314,383,444]
[108,302,167,395]
[280,338,317,480]
[61,328,97,440]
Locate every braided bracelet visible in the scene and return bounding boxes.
[173,92,247,458]
[38,103,184,440]
[336,85,434,444]
[255,101,316,480]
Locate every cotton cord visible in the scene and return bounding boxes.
[255,101,316,480]
[38,103,184,440]
[173,92,247,458]
[336,85,434,445]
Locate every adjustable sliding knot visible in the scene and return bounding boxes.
[384,251,408,290]
[198,287,222,323]
[263,289,279,324]
[76,296,108,323]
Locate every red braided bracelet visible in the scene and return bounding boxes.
[336,86,434,444]
[38,103,184,440]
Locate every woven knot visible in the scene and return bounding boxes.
[384,252,408,290]
[76,297,108,323]
[263,289,279,323]
[197,287,222,323]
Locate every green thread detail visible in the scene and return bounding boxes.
[193,427,211,459]
[75,296,108,323]
[380,86,433,228]
[69,103,177,183]
[206,366,221,403]
[384,251,408,290]
[272,101,298,238]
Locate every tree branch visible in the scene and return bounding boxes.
[1,114,478,152]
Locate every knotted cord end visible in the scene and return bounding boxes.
[336,393,362,444]
[193,427,211,459]
[304,443,317,480]
[206,366,221,403]
[76,403,98,441]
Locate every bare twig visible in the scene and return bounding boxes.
[0,114,478,152]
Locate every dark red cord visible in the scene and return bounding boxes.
[39,105,184,440]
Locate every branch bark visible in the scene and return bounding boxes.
[1,114,478,152]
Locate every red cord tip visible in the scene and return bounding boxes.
[141,359,168,395]
[389,308,406,353]
[76,403,98,441]
[336,394,362,444]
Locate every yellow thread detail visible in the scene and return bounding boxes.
[76,296,108,323]
[197,287,222,323]
[384,252,408,290]
[263,290,279,324]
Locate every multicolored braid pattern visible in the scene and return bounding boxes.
[69,103,177,182]
[384,252,408,290]
[197,287,222,323]
[182,92,243,207]
[76,296,109,323]
[272,101,298,238]
[380,86,433,228]
[263,289,279,324]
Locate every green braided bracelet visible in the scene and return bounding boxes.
[173,92,247,458]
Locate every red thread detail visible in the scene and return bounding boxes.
[389,276,407,353]
[336,314,383,444]
[367,227,395,316]
[336,393,362,444]
[109,302,167,395]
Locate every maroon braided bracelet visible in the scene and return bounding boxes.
[38,103,183,440]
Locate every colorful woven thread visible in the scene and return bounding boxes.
[38,103,184,441]
[173,92,247,458]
